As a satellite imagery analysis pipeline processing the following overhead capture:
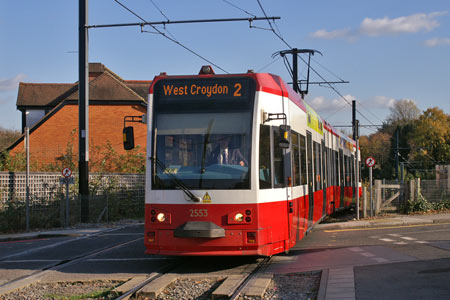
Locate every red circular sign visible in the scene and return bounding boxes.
[365,157,376,167]
[62,167,72,178]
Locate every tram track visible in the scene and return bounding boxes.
[0,226,144,296]
[113,256,273,300]
[0,224,142,263]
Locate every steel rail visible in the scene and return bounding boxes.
[229,256,272,300]
[0,223,143,263]
[0,236,144,295]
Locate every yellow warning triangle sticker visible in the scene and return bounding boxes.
[202,192,211,203]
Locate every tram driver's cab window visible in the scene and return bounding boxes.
[259,125,271,189]
[258,125,286,189]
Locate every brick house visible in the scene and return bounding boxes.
[8,63,150,171]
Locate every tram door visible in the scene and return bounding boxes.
[306,132,314,229]
[339,149,345,208]
[322,140,327,215]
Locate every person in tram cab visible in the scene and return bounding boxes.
[208,135,247,167]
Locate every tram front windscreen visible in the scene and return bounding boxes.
[152,77,255,190]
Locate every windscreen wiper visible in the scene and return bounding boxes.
[150,156,202,202]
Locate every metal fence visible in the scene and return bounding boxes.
[372,178,450,214]
[0,172,145,232]
[420,179,450,203]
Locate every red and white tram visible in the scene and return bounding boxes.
[124,66,360,256]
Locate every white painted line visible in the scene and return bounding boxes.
[372,257,389,263]
[388,234,401,237]
[400,236,416,241]
[394,242,408,245]
[101,233,143,236]
[5,259,60,263]
[379,238,395,242]
[359,252,375,257]
[369,236,380,239]
[415,240,429,244]
[87,258,167,262]
[348,247,364,252]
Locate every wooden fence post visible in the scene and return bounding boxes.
[375,180,382,215]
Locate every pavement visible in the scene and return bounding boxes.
[267,212,450,300]
[1,212,450,299]
[316,211,450,231]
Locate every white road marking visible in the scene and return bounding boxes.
[379,238,395,242]
[5,259,60,263]
[415,240,429,244]
[394,242,408,245]
[86,258,167,262]
[400,236,416,241]
[360,252,375,257]
[348,247,364,252]
[372,257,389,263]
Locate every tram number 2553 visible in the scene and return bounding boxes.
[189,209,208,217]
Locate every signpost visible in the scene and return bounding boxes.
[60,167,74,227]
[365,157,376,216]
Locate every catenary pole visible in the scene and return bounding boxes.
[79,0,89,222]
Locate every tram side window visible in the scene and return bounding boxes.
[259,125,272,189]
[299,134,307,185]
[292,131,300,186]
[273,127,285,188]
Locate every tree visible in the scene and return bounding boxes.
[386,99,420,127]
[359,132,391,179]
[0,127,21,152]
[409,107,450,177]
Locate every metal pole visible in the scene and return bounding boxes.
[79,0,89,222]
[363,187,367,218]
[356,121,360,220]
[352,101,356,140]
[65,180,70,227]
[369,166,373,216]
[395,128,399,182]
[292,48,298,92]
[25,127,30,232]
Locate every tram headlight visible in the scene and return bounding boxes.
[234,213,244,222]
[157,213,166,222]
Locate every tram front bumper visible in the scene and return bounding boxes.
[174,221,225,238]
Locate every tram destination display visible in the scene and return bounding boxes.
[154,77,253,101]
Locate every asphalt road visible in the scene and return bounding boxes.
[290,222,450,299]
[1,222,450,299]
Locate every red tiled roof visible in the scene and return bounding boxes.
[16,63,151,109]
[17,83,75,107]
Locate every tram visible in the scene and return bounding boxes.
[124,66,360,256]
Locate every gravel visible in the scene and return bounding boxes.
[136,278,223,300]
[1,280,124,300]
[243,271,321,300]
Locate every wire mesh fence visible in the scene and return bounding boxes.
[420,179,450,203]
[0,172,145,233]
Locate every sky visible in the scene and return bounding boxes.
[1,0,449,136]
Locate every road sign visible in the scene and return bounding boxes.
[62,167,72,178]
[365,156,376,168]
[60,177,75,185]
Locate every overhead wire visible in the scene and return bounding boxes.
[255,0,379,129]
[146,0,180,43]
[222,0,257,17]
[113,0,229,73]
[255,55,282,73]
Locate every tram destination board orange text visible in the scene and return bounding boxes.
[155,77,252,100]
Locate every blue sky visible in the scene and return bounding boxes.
[1,0,449,135]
